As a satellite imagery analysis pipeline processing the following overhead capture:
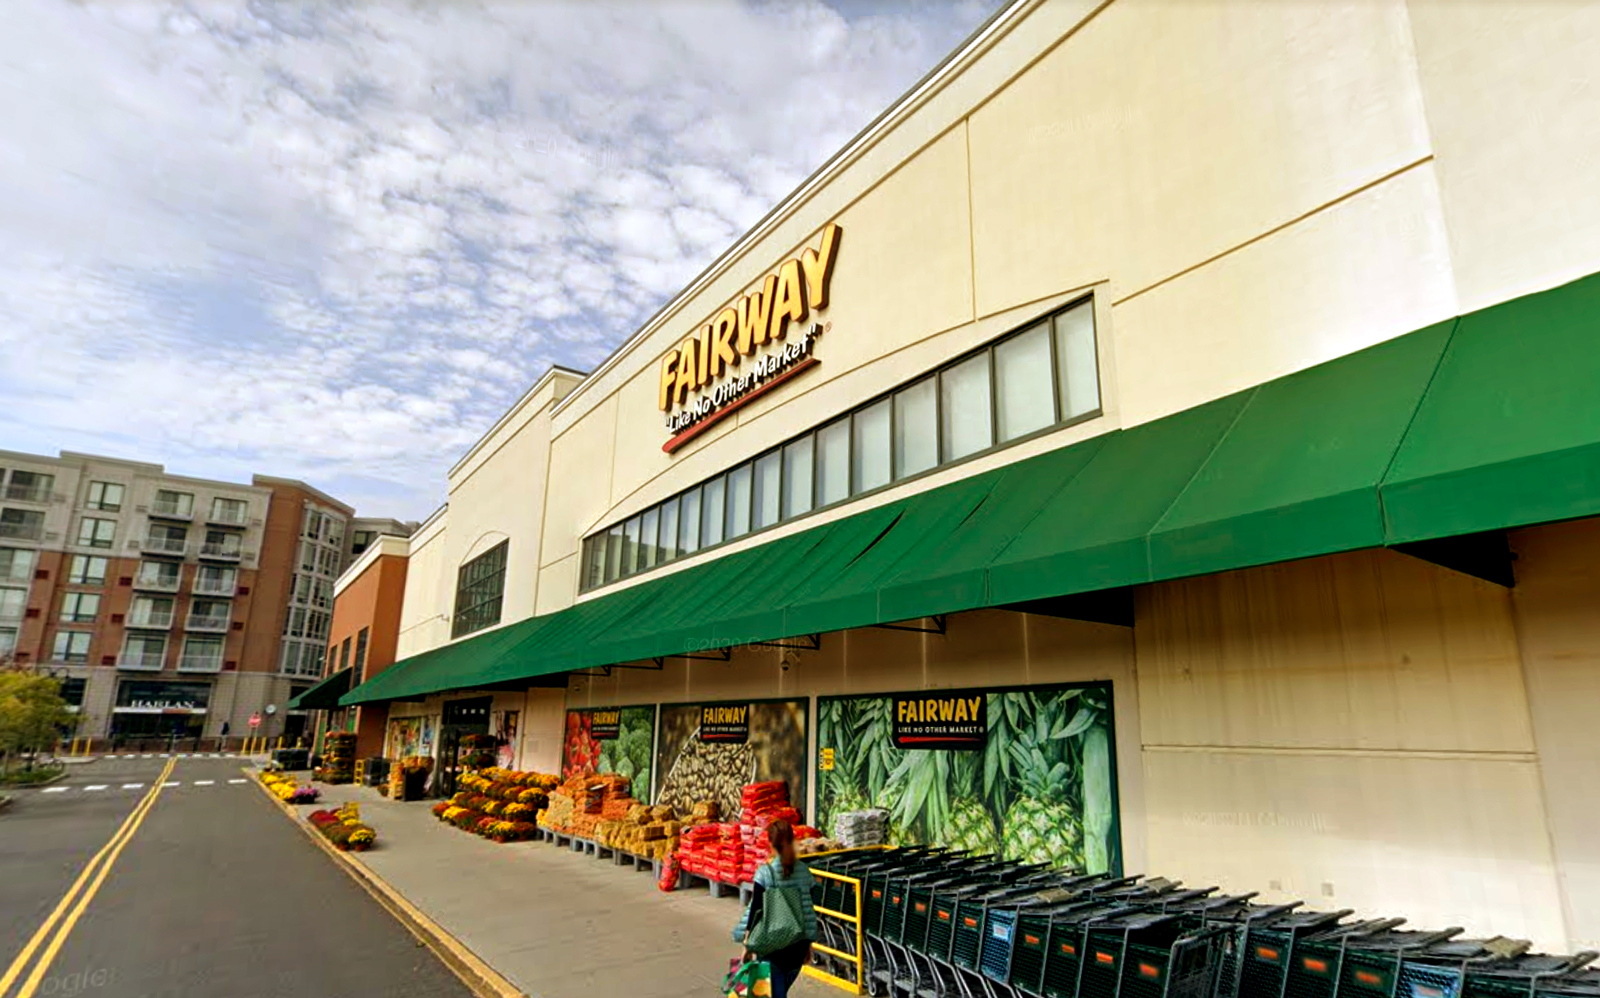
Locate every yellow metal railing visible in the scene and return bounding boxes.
[803,866,866,995]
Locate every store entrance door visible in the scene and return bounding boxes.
[435,696,491,797]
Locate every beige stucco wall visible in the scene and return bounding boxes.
[1137,548,1566,950]
[1507,519,1600,951]
[396,509,450,659]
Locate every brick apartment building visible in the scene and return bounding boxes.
[0,449,411,749]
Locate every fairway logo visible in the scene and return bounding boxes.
[589,710,621,740]
[698,704,749,744]
[892,693,987,750]
[658,223,841,454]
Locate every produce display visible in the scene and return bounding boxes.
[259,769,320,804]
[537,773,631,840]
[316,732,357,785]
[308,802,376,851]
[597,803,681,861]
[654,736,755,820]
[561,707,655,790]
[674,781,822,884]
[431,767,560,844]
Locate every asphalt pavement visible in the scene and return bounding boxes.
[0,755,473,998]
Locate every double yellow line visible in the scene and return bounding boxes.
[0,757,175,998]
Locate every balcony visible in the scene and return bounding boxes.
[2,484,53,503]
[126,609,175,629]
[185,614,230,632]
[208,507,249,527]
[132,573,181,593]
[149,499,193,520]
[177,654,223,673]
[192,576,236,596]
[0,523,44,542]
[199,543,242,561]
[117,652,166,671]
[141,536,188,557]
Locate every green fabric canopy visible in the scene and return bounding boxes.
[287,667,355,710]
[344,269,1600,707]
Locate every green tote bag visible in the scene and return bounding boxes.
[744,885,806,956]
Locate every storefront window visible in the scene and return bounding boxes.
[701,476,726,547]
[579,296,1101,593]
[893,377,938,480]
[678,488,701,556]
[816,418,850,507]
[753,450,781,529]
[853,398,891,493]
[725,463,752,540]
[1055,302,1099,419]
[995,322,1055,441]
[639,506,660,570]
[781,437,814,519]
[941,352,993,461]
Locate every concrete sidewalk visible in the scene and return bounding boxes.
[305,781,833,998]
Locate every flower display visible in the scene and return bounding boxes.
[260,770,320,804]
[307,803,377,851]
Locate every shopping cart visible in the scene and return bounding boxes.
[1463,954,1598,998]
[1171,899,1302,998]
[1235,910,1357,998]
[1340,936,1529,998]
[1281,920,1410,998]
[1038,901,1131,998]
[1076,911,1229,998]
[1535,970,1600,998]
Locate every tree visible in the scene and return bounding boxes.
[0,669,75,774]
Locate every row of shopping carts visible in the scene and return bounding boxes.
[806,848,1598,998]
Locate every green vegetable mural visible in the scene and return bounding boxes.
[563,706,657,797]
[816,683,1119,874]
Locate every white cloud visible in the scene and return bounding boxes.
[0,0,1002,518]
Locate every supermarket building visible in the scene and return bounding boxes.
[332,0,1600,952]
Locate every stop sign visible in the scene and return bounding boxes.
[248,712,261,729]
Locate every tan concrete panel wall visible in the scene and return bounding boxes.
[1144,750,1565,949]
[1408,0,1600,311]
[968,0,1431,315]
[1508,518,1600,951]
[444,403,553,625]
[1109,164,1456,426]
[538,392,617,577]
[397,514,450,659]
[1138,548,1533,753]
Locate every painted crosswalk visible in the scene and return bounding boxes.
[127,753,236,759]
[31,780,248,795]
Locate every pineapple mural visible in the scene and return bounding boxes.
[817,684,1118,875]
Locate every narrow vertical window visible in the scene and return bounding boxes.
[752,451,781,529]
[1055,301,1100,420]
[781,436,814,519]
[679,487,702,555]
[724,464,752,540]
[815,418,850,507]
[701,476,726,547]
[940,352,993,461]
[852,399,891,494]
[893,377,938,480]
[994,322,1054,441]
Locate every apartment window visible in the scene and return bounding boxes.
[1,508,45,542]
[7,471,55,503]
[57,678,86,708]
[893,377,938,480]
[0,587,26,620]
[317,547,340,576]
[578,297,1101,593]
[328,521,345,547]
[351,529,376,555]
[53,631,91,664]
[189,599,230,626]
[68,555,107,585]
[299,541,317,572]
[153,489,194,518]
[210,497,248,523]
[180,636,224,671]
[307,610,330,643]
[195,564,235,595]
[136,561,181,588]
[86,481,125,511]
[0,627,15,656]
[78,517,117,549]
[0,547,36,582]
[286,607,307,638]
[145,523,186,553]
[452,540,508,639]
[353,627,369,676]
[203,529,241,557]
[339,636,352,672]
[129,596,174,627]
[123,633,167,667]
[60,592,100,624]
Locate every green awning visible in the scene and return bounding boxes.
[287,668,355,710]
[1382,271,1600,542]
[345,269,1600,707]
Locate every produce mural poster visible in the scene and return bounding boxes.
[654,700,808,821]
[816,683,1119,874]
[387,716,436,760]
[562,706,656,795]
[495,710,520,770]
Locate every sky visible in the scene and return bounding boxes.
[0,0,1002,520]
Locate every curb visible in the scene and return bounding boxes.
[246,770,526,998]
[1,768,69,790]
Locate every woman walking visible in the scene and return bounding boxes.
[732,820,819,998]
